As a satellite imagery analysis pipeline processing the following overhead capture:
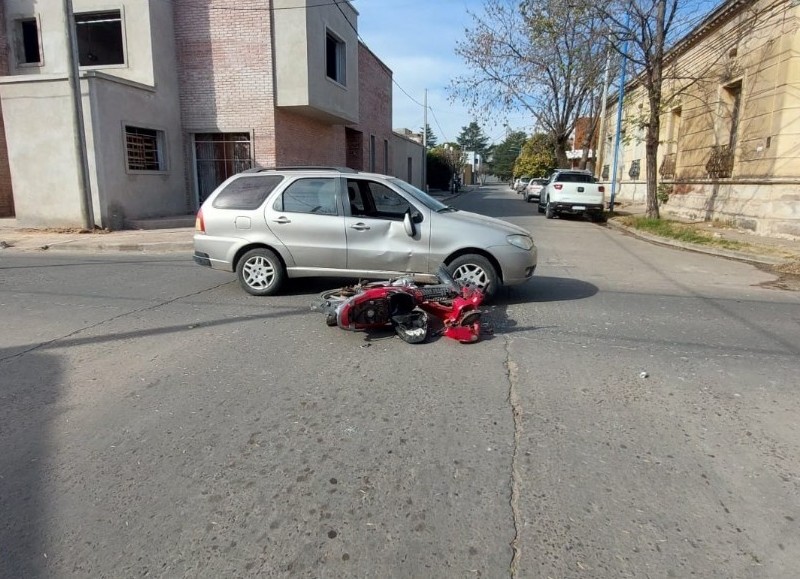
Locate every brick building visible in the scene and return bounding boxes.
[0,0,402,228]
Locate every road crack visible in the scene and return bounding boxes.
[505,336,523,577]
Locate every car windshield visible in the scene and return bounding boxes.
[389,178,452,212]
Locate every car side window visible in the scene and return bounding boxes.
[347,179,410,221]
[212,175,284,210]
[273,178,338,215]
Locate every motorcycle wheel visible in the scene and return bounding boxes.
[319,287,359,326]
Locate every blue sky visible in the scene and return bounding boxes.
[354,0,722,147]
[354,0,530,145]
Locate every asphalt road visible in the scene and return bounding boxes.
[2,184,799,578]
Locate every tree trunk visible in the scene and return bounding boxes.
[555,134,570,168]
[645,0,667,220]
[645,130,660,219]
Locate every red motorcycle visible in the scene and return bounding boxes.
[315,266,486,344]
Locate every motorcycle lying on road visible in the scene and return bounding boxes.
[313,266,487,344]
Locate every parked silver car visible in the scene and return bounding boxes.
[193,167,537,298]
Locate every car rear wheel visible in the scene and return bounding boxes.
[236,248,285,296]
[447,254,498,299]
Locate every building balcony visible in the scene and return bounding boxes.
[273,0,359,124]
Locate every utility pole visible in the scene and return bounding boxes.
[65,0,95,229]
[610,16,631,213]
[422,89,428,191]
[595,51,611,182]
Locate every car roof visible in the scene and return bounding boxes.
[239,167,392,179]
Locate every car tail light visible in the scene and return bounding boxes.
[554,183,563,190]
[195,209,205,233]
[599,186,605,192]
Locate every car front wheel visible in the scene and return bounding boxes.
[236,248,285,296]
[447,254,498,300]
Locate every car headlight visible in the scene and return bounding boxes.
[507,234,534,250]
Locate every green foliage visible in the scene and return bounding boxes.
[488,131,527,181]
[621,217,745,250]
[422,124,438,148]
[426,152,451,190]
[514,133,557,178]
[657,184,672,205]
[456,121,490,156]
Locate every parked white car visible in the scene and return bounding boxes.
[524,178,549,203]
[514,176,532,194]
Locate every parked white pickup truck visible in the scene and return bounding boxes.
[538,170,605,221]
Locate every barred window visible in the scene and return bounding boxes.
[125,126,165,171]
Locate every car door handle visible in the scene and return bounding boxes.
[272,216,291,224]
[350,223,370,231]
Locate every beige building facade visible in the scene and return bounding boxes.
[598,0,800,238]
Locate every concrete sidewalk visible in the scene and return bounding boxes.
[608,202,800,271]
[0,222,195,253]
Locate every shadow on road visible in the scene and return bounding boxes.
[497,275,598,304]
[0,351,59,578]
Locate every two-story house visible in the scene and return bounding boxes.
[0,0,401,228]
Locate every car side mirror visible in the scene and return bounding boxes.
[404,210,422,236]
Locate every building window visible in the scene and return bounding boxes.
[628,160,641,180]
[76,10,124,66]
[722,80,742,150]
[17,18,41,65]
[325,30,346,85]
[369,135,376,172]
[194,133,253,204]
[383,139,389,174]
[125,126,165,171]
[407,157,413,182]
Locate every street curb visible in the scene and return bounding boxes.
[44,241,194,253]
[606,219,787,266]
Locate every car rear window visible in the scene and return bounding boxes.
[556,173,594,183]
[212,175,284,210]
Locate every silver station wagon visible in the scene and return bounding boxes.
[193,167,537,298]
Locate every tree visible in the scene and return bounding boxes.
[431,143,466,183]
[452,0,607,168]
[456,121,490,156]
[488,131,527,182]
[514,133,557,178]
[421,124,438,148]
[597,0,724,218]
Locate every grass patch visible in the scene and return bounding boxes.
[620,216,746,250]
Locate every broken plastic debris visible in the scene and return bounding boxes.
[640,371,649,378]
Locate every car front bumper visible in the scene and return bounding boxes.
[491,244,538,286]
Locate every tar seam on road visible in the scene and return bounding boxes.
[505,337,523,577]
[0,283,231,364]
